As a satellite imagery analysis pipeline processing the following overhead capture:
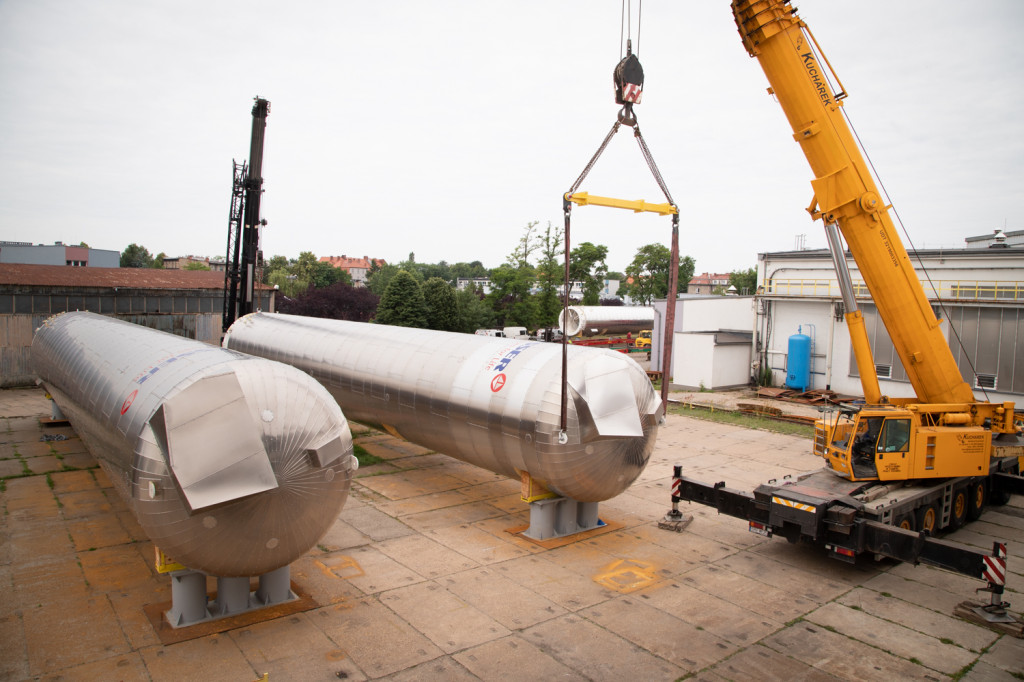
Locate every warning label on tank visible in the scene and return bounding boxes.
[490,373,506,392]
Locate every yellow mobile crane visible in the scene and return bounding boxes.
[669,0,1023,628]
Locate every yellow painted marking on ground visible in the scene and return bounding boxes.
[314,555,365,580]
[593,559,659,593]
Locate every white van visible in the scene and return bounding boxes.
[503,327,529,339]
[475,329,505,337]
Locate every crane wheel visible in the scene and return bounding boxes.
[966,480,985,521]
[916,503,938,536]
[948,488,968,531]
[894,513,915,531]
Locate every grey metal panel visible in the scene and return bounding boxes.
[976,307,1002,376]
[224,313,661,503]
[558,306,654,337]
[31,311,354,576]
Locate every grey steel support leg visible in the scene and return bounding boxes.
[164,566,298,629]
[165,570,209,627]
[524,497,604,540]
[255,565,294,605]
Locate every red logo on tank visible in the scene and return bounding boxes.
[120,389,138,415]
[490,373,506,392]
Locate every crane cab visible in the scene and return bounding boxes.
[817,407,991,482]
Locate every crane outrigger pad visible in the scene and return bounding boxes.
[565,191,677,216]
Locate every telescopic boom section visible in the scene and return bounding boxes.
[731,0,975,405]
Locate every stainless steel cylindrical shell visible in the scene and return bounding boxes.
[31,312,354,577]
[224,313,660,502]
[559,306,654,337]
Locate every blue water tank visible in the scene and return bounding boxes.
[786,329,811,392]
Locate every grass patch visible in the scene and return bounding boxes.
[667,403,815,438]
[353,443,385,467]
[45,473,55,490]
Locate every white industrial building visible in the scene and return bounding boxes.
[656,233,1023,402]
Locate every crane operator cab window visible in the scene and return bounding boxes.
[852,416,884,465]
[878,418,911,454]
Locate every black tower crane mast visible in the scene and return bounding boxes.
[223,96,270,332]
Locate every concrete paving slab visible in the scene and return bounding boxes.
[339,504,417,542]
[425,523,532,566]
[805,601,977,674]
[318,517,372,551]
[860,571,968,617]
[981,634,1024,675]
[962,660,1023,682]
[581,594,739,673]
[491,554,617,612]
[138,634,257,680]
[762,621,942,681]
[311,598,444,677]
[439,565,566,630]
[22,594,130,676]
[453,635,582,681]
[838,586,998,653]
[357,468,468,500]
[66,513,133,551]
[401,500,506,532]
[377,533,480,579]
[717,548,858,601]
[677,563,819,622]
[706,643,842,681]
[0,459,26,477]
[380,581,511,653]
[638,578,785,645]
[328,543,427,595]
[521,613,685,680]
[35,652,150,681]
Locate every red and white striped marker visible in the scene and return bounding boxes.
[983,542,1007,586]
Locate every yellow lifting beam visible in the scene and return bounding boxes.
[564,191,677,216]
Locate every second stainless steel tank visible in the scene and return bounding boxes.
[224,313,660,502]
[559,306,654,337]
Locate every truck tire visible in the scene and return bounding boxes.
[967,480,985,521]
[948,487,968,530]
[917,503,939,536]
[894,513,916,531]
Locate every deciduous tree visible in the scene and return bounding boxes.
[423,277,459,331]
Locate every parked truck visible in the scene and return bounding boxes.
[668,0,1023,630]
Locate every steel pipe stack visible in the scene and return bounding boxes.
[31,311,355,577]
[558,305,654,337]
[224,313,660,503]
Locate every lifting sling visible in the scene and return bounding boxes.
[559,38,681,435]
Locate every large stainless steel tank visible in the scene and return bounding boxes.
[224,313,660,502]
[559,306,654,337]
[31,311,355,577]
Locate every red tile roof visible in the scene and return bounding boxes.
[0,263,270,290]
[319,255,385,270]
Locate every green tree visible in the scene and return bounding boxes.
[263,255,291,283]
[487,264,537,328]
[153,252,166,269]
[375,270,428,327]
[569,241,609,305]
[729,267,758,295]
[535,221,564,329]
[422,277,460,331]
[311,260,350,289]
[267,268,305,298]
[450,261,489,280]
[606,270,625,281]
[120,243,154,268]
[183,261,211,271]
[455,286,494,333]
[366,263,401,296]
[623,244,695,305]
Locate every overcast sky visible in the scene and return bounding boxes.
[1,1,1021,275]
